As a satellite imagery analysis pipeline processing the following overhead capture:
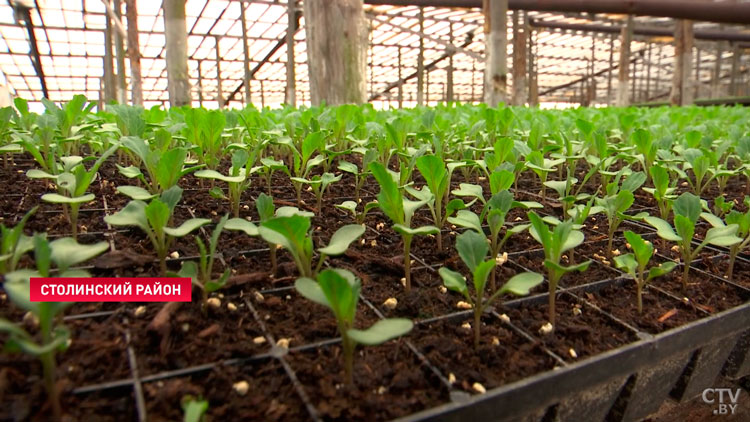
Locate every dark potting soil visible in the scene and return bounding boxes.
[580,282,705,334]
[144,359,309,422]
[693,254,750,290]
[411,315,557,392]
[289,341,448,421]
[128,299,266,376]
[505,294,638,361]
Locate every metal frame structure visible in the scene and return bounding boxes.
[0,0,747,108]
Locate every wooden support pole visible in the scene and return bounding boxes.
[694,46,701,99]
[712,42,723,98]
[215,36,224,108]
[528,24,538,106]
[511,10,527,105]
[616,15,633,106]
[124,0,142,106]
[484,0,508,106]
[645,43,652,100]
[730,43,740,96]
[670,19,694,106]
[447,21,454,103]
[197,60,204,107]
[240,1,252,106]
[587,30,596,104]
[607,33,614,105]
[471,57,477,102]
[285,0,297,106]
[631,48,637,102]
[103,10,115,103]
[114,0,127,104]
[426,66,430,104]
[304,0,367,105]
[164,0,192,107]
[260,79,265,108]
[417,7,425,106]
[397,46,403,107]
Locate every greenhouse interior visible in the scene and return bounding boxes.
[0,0,749,421]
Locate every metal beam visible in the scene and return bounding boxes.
[225,11,302,104]
[15,5,48,98]
[364,0,750,25]
[530,20,750,43]
[370,32,475,101]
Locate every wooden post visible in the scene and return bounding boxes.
[471,58,476,103]
[260,80,265,108]
[417,7,425,106]
[426,66,430,104]
[712,42,723,98]
[285,0,297,106]
[587,31,596,105]
[114,0,126,104]
[694,45,701,98]
[215,36,224,108]
[528,24,538,106]
[304,0,367,105]
[607,33,614,105]
[240,1,252,106]
[124,0,142,106]
[103,9,115,103]
[447,21,454,103]
[164,0,192,107]
[397,46,403,108]
[484,0,508,106]
[631,50,637,102]
[616,15,633,106]
[655,44,663,99]
[197,60,204,107]
[670,19,694,106]
[645,43,652,100]
[729,43,740,96]
[512,10,527,105]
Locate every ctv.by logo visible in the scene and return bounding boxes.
[702,388,741,415]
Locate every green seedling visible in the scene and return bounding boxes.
[701,197,750,281]
[290,172,342,212]
[439,230,543,349]
[104,186,210,275]
[642,165,677,221]
[614,231,677,314]
[597,171,646,260]
[449,189,539,291]
[181,395,208,422]
[28,143,119,238]
[335,200,379,225]
[183,108,226,171]
[259,215,364,278]
[415,154,461,251]
[175,215,231,308]
[337,149,376,204]
[0,206,37,275]
[195,149,254,217]
[525,151,564,199]
[1,234,108,420]
[278,131,326,204]
[370,162,439,291]
[645,192,742,292]
[528,212,591,327]
[259,156,289,195]
[117,136,202,195]
[295,268,413,383]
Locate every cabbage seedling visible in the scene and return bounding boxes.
[259,215,364,278]
[335,200,379,225]
[525,151,564,198]
[176,215,231,307]
[104,186,210,275]
[290,172,342,212]
[181,396,208,422]
[117,136,203,195]
[614,231,676,314]
[28,143,119,238]
[0,234,108,420]
[645,192,742,292]
[369,162,439,291]
[700,198,750,281]
[415,154,464,251]
[596,171,646,259]
[195,149,254,217]
[439,230,543,348]
[0,206,37,275]
[642,165,677,221]
[295,268,413,383]
[528,212,590,327]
